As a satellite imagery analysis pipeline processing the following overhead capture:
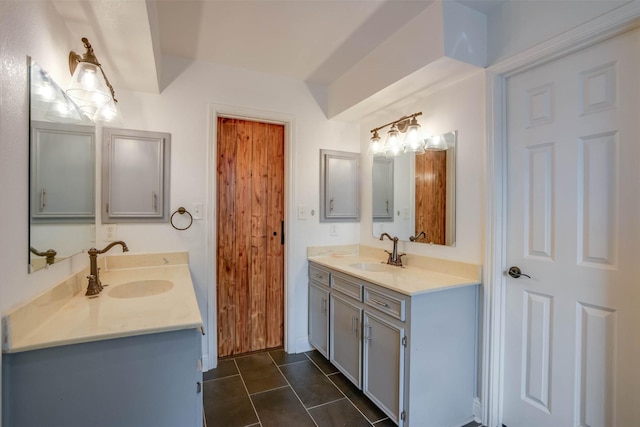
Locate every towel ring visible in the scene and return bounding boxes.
[170,207,193,231]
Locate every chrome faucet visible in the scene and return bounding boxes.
[86,241,129,296]
[379,233,405,267]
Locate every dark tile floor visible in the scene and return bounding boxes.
[203,348,483,427]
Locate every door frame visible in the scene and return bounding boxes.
[483,5,640,426]
[205,104,295,370]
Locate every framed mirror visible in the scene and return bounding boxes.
[372,131,456,246]
[29,59,96,272]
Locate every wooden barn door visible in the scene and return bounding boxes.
[414,151,447,245]
[216,117,285,358]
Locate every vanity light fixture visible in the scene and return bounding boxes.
[67,37,122,125]
[30,60,90,124]
[369,111,449,156]
[424,134,448,151]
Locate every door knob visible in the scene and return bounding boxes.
[507,266,531,279]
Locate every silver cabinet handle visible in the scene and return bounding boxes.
[370,298,390,308]
[321,298,327,314]
[386,200,389,213]
[152,192,157,210]
[315,273,323,280]
[40,189,46,210]
[355,317,359,338]
[330,198,334,212]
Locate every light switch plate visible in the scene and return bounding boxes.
[193,203,204,220]
[297,205,308,220]
[330,224,338,236]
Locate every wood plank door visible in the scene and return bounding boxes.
[414,150,447,244]
[502,29,640,426]
[216,117,285,358]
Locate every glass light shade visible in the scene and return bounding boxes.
[403,118,424,153]
[383,124,403,157]
[93,97,123,126]
[425,134,448,151]
[30,61,89,124]
[369,131,384,156]
[66,62,111,117]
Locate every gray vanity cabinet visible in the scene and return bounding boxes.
[319,149,360,222]
[363,311,405,424]
[329,292,362,387]
[3,329,202,427]
[102,128,170,222]
[309,282,330,358]
[308,261,478,427]
[30,121,95,221]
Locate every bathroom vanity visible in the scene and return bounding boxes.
[2,252,203,427]
[308,247,480,427]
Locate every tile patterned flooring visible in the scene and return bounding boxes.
[203,349,482,427]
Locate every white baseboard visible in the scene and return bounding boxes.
[294,336,313,354]
[473,397,483,423]
[202,353,214,372]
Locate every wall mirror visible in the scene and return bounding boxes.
[29,58,96,272]
[372,131,456,246]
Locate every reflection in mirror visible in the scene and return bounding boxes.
[29,59,96,273]
[372,131,456,246]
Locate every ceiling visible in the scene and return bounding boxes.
[52,0,500,97]
[156,0,434,85]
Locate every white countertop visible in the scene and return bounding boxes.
[308,251,480,296]
[3,253,203,353]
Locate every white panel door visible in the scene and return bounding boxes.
[503,30,640,426]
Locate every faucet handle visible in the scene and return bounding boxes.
[85,275,101,297]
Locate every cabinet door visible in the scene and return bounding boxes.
[329,293,362,387]
[372,157,394,221]
[102,128,170,222]
[319,149,360,222]
[363,311,405,426]
[308,282,329,358]
[30,121,95,222]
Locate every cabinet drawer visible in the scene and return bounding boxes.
[364,287,406,321]
[309,264,331,286]
[331,273,363,301]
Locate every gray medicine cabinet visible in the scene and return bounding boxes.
[319,149,360,222]
[30,121,95,222]
[102,128,171,223]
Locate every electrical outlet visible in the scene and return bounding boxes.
[330,224,338,236]
[102,224,117,242]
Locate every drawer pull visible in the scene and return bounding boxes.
[321,297,327,314]
[370,298,390,308]
[315,273,323,280]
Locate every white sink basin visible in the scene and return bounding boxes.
[108,279,174,299]
[348,262,397,272]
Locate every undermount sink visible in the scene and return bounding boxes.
[348,262,397,272]
[107,280,174,299]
